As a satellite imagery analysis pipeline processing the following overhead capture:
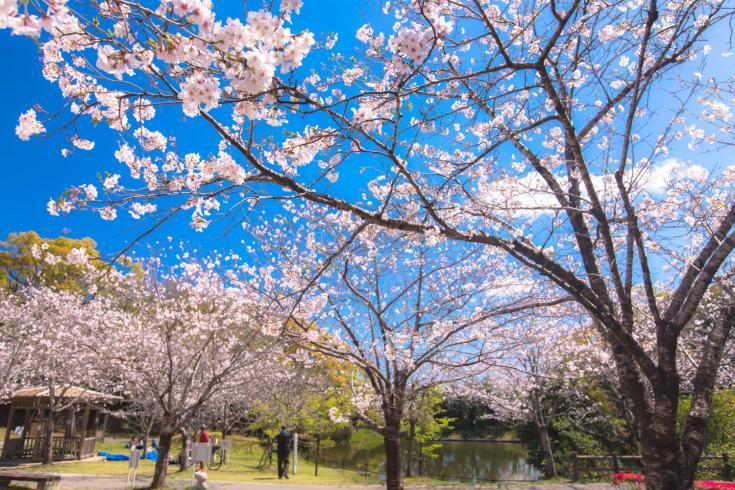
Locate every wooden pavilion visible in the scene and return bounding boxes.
[1,386,121,463]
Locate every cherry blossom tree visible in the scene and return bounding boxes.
[242,214,565,490]
[92,258,280,488]
[0,286,124,464]
[4,0,735,487]
[0,241,122,464]
[473,314,613,478]
[0,307,25,398]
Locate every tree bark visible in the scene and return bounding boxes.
[222,404,228,440]
[42,406,56,465]
[383,410,404,490]
[151,428,173,488]
[406,419,415,478]
[538,423,557,478]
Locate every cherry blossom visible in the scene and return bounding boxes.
[15,109,45,141]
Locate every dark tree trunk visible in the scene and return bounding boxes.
[180,427,190,453]
[151,428,174,488]
[406,419,415,478]
[42,407,56,465]
[607,340,689,490]
[383,410,404,490]
[538,423,557,478]
[529,390,557,478]
[222,404,228,440]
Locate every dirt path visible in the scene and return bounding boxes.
[52,473,617,489]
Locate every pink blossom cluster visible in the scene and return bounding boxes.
[15,109,45,141]
[179,73,221,116]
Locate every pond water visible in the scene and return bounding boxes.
[318,439,543,482]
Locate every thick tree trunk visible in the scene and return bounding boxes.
[383,411,404,490]
[42,407,56,465]
[537,423,557,478]
[151,429,173,488]
[406,420,415,478]
[639,447,691,490]
[605,333,699,490]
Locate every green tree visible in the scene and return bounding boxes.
[403,388,454,477]
[0,231,102,292]
[249,350,355,473]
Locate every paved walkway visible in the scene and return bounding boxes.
[53,473,616,489]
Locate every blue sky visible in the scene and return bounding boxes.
[0,0,381,259]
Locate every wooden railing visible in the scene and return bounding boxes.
[572,453,734,481]
[1,438,35,461]
[52,437,80,460]
[2,436,96,462]
[80,436,96,458]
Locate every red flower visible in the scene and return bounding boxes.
[694,482,735,490]
[612,473,645,483]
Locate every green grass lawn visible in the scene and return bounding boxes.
[3,432,525,487]
[20,433,378,485]
[13,433,388,486]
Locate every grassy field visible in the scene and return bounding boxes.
[10,433,458,486]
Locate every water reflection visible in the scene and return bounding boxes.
[320,440,542,482]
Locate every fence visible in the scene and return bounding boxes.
[572,453,734,481]
[1,436,97,462]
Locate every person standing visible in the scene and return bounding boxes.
[275,426,291,479]
[198,425,210,471]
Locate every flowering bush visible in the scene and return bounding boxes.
[612,474,735,490]
[611,473,645,489]
[612,473,645,482]
[695,482,735,490]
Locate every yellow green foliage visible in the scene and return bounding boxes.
[0,231,102,292]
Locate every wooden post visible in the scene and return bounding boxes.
[572,452,580,481]
[723,453,732,480]
[90,410,101,455]
[292,432,298,475]
[100,413,108,442]
[22,408,36,460]
[611,453,620,473]
[418,442,424,477]
[1,405,16,460]
[314,437,320,477]
[91,410,100,439]
[77,406,90,459]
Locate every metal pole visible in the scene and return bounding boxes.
[292,433,298,475]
